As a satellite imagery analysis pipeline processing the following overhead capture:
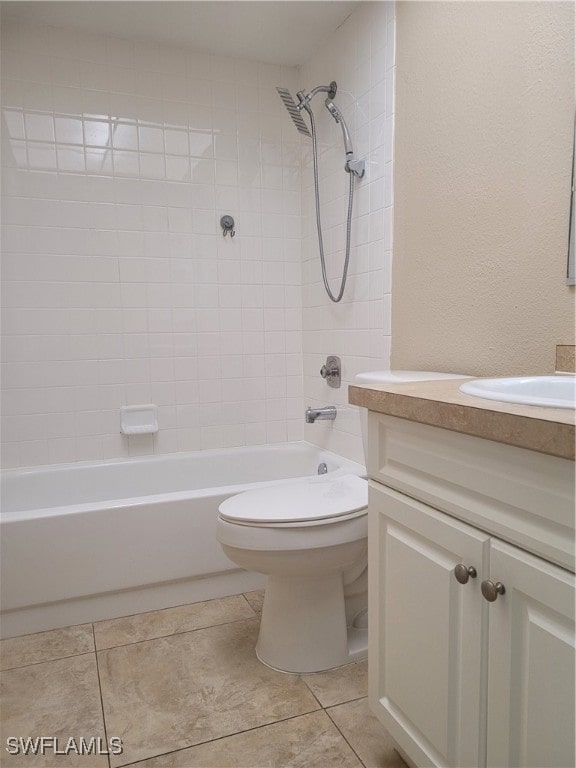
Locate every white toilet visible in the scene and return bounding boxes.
[217,371,467,674]
[217,474,368,673]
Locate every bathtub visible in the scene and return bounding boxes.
[0,442,364,638]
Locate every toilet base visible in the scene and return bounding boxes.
[254,573,367,674]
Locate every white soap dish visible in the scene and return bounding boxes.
[120,405,158,435]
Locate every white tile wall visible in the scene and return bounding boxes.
[1,5,395,470]
[300,2,396,463]
[1,21,306,467]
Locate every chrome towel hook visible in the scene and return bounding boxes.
[220,215,235,238]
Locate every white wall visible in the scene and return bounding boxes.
[391,1,574,376]
[300,2,395,462]
[1,21,305,467]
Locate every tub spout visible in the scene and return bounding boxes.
[305,406,337,424]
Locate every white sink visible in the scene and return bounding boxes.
[459,376,576,409]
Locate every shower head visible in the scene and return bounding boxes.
[325,99,353,157]
[276,87,311,137]
[325,99,343,123]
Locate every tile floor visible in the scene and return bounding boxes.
[0,591,407,768]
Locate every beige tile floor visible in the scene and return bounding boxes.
[0,591,407,768]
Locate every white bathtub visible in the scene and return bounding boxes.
[0,442,364,638]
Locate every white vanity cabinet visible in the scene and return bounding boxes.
[367,413,575,768]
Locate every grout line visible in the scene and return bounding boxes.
[92,591,255,627]
[300,677,324,710]
[111,707,324,768]
[95,615,260,653]
[93,623,112,768]
[325,703,368,768]
[325,693,369,709]
[0,650,96,673]
[239,590,262,618]
[0,622,95,642]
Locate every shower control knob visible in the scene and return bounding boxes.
[320,356,341,388]
[481,579,506,602]
[454,564,477,584]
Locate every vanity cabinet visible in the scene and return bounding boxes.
[367,414,575,768]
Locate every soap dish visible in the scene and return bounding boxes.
[120,405,158,435]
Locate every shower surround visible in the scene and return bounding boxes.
[1,26,305,467]
[1,3,396,469]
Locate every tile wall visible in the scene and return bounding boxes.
[1,21,305,467]
[1,3,395,469]
[300,2,395,462]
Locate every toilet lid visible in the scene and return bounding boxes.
[219,474,368,524]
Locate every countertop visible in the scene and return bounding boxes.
[349,378,575,460]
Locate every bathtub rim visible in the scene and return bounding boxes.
[1,441,365,522]
[1,440,359,479]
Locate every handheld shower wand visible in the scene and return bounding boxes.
[276,81,365,302]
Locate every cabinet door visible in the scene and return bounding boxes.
[369,482,489,768]
[486,539,575,768]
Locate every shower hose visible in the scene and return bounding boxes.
[307,107,356,304]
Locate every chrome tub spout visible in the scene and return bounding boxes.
[305,406,337,424]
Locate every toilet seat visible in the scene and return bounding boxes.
[218,474,368,525]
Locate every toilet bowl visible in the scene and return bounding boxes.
[217,474,368,673]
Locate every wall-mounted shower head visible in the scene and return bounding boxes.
[276,87,311,137]
[276,82,339,138]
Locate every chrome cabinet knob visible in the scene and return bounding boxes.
[481,580,506,602]
[454,564,477,584]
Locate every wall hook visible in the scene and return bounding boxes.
[220,215,235,238]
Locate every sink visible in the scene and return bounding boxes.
[459,376,576,409]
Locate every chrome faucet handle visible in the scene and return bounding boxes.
[320,356,341,388]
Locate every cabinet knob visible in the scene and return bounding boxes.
[481,579,506,602]
[454,564,477,584]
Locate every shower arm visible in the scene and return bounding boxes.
[296,81,337,110]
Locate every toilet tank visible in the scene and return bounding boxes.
[354,370,470,465]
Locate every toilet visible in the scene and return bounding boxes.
[217,473,368,673]
[217,370,467,674]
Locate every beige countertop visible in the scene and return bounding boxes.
[349,378,575,461]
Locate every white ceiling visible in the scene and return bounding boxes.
[1,1,360,66]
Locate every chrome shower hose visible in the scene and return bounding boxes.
[307,106,355,304]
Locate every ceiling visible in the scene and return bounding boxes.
[0,1,360,66]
